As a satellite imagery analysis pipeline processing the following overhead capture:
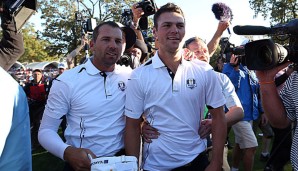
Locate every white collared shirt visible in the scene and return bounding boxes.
[41,59,132,159]
[125,51,226,170]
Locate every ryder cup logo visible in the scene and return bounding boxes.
[118,81,126,91]
[186,78,197,89]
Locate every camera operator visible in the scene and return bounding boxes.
[0,6,32,171]
[223,53,263,171]
[256,62,298,170]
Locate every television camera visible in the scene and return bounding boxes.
[118,0,157,68]
[120,0,157,30]
[219,37,245,66]
[136,0,158,17]
[232,18,298,70]
[75,11,96,35]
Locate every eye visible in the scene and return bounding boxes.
[116,39,122,44]
[102,38,109,42]
[163,23,171,27]
[177,24,185,29]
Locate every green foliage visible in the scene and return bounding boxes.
[36,0,139,64]
[19,24,55,63]
[249,0,297,25]
[38,0,80,58]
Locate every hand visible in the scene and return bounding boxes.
[63,146,97,171]
[141,121,159,143]
[198,119,212,139]
[261,113,268,126]
[229,54,238,65]
[81,34,88,46]
[182,48,197,61]
[131,3,144,24]
[217,20,230,34]
[285,63,296,76]
[256,62,290,82]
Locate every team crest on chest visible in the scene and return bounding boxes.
[118,81,126,91]
[186,78,197,89]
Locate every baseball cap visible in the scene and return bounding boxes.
[116,22,137,50]
[58,63,66,69]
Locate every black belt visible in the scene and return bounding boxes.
[171,151,209,171]
[114,148,126,156]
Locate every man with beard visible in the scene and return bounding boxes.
[38,21,134,171]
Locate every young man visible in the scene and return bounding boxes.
[142,36,244,171]
[223,54,263,171]
[124,3,227,171]
[38,21,133,171]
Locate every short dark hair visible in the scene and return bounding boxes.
[153,3,185,28]
[33,69,42,73]
[184,36,206,48]
[92,21,121,42]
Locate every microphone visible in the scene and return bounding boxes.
[233,19,298,35]
[233,25,271,35]
[212,3,233,35]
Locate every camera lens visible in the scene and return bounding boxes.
[145,5,154,12]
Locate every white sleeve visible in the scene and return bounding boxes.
[38,114,70,160]
[125,70,144,119]
[39,79,71,160]
[219,73,242,109]
[44,79,71,119]
[205,70,226,108]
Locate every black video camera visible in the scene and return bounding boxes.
[220,37,245,65]
[233,19,298,70]
[137,0,158,17]
[75,11,96,35]
[120,9,133,27]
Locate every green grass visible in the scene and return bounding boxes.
[32,132,293,171]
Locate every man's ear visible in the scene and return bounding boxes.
[153,27,157,40]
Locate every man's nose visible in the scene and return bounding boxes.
[170,25,179,34]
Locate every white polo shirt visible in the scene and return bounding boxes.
[42,59,132,158]
[125,51,226,170]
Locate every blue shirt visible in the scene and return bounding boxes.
[0,67,32,171]
[223,63,263,121]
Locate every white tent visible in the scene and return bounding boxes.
[25,61,59,70]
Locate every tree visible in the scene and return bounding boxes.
[19,23,55,63]
[249,0,297,24]
[38,0,80,58]
[37,0,138,64]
